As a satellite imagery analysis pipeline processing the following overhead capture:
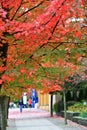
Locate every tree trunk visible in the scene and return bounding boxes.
[0,95,10,130]
[50,93,53,117]
[63,91,67,125]
[0,42,8,88]
[0,41,9,130]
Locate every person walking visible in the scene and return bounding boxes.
[23,92,28,108]
[28,98,32,108]
[19,99,23,113]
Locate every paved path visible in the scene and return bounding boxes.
[8,108,50,119]
[7,108,87,130]
[7,118,63,130]
[7,108,63,130]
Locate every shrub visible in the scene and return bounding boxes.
[68,102,87,113]
[53,101,64,114]
[67,101,79,107]
[80,112,87,118]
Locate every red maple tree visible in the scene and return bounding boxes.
[0,0,86,95]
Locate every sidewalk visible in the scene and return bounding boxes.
[7,108,63,130]
[8,108,50,119]
[7,108,87,130]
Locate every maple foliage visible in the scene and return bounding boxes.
[0,0,87,97]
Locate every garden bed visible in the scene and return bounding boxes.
[61,111,87,126]
[73,116,87,126]
[61,111,80,121]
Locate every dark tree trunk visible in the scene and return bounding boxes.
[0,42,8,89]
[0,95,10,130]
[0,41,8,65]
[0,42,9,130]
[0,21,10,130]
[50,93,53,117]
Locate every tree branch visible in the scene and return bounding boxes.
[17,0,44,19]
[11,0,23,20]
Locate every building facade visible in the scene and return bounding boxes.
[37,91,62,111]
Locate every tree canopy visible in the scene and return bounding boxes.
[0,0,87,98]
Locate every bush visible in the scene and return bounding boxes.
[68,101,87,113]
[67,101,79,107]
[80,112,87,118]
[53,101,64,114]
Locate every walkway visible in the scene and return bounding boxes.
[7,108,87,130]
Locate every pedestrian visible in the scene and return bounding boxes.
[28,98,32,108]
[23,92,28,108]
[19,99,23,112]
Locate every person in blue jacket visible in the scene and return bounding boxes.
[19,99,23,112]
